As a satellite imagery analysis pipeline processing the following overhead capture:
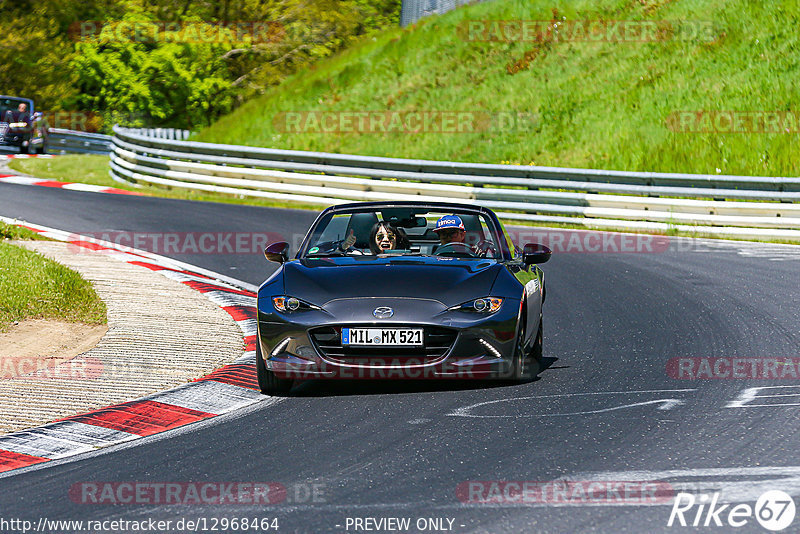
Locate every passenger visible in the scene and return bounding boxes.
[369,221,410,254]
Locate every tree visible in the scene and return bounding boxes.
[0,0,401,130]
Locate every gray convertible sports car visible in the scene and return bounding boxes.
[256,201,551,394]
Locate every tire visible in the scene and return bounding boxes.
[512,314,543,381]
[255,336,293,395]
[531,315,543,363]
[19,144,29,155]
[512,318,528,381]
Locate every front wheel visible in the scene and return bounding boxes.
[255,336,293,395]
[512,319,529,381]
[513,315,543,381]
[531,316,543,363]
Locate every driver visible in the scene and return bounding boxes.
[433,214,496,257]
[8,103,30,127]
[433,214,467,247]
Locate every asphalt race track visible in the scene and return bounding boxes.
[2,183,800,533]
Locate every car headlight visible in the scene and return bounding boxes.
[8,122,25,128]
[272,296,319,312]
[449,297,503,313]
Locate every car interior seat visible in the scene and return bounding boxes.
[345,212,379,249]
[459,214,486,246]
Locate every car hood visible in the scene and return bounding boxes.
[283,256,503,307]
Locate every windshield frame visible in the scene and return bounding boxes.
[296,202,513,261]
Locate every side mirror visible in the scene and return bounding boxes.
[264,242,289,263]
[522,243,551,265]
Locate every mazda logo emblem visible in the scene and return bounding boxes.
[373,307,394,319]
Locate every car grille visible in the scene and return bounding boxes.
[309,326,458,364]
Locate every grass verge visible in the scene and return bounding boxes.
[0,221,48,241]
[0,235,107,332]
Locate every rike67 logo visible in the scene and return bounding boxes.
[668,490,796,531]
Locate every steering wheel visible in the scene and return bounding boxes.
[434,242,476,257]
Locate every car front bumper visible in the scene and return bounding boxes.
[257,299,521,380]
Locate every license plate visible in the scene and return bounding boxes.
[342,328,423,346]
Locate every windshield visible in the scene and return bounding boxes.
[302,207,506,260]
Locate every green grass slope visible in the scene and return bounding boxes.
[194,0,800,177]
[0,230,107,331]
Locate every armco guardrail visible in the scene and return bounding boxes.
[400,0,486,27]
[47,128,113,155]
[47,127,188,155]
[110,126,800,241]
[115,127,191,141]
